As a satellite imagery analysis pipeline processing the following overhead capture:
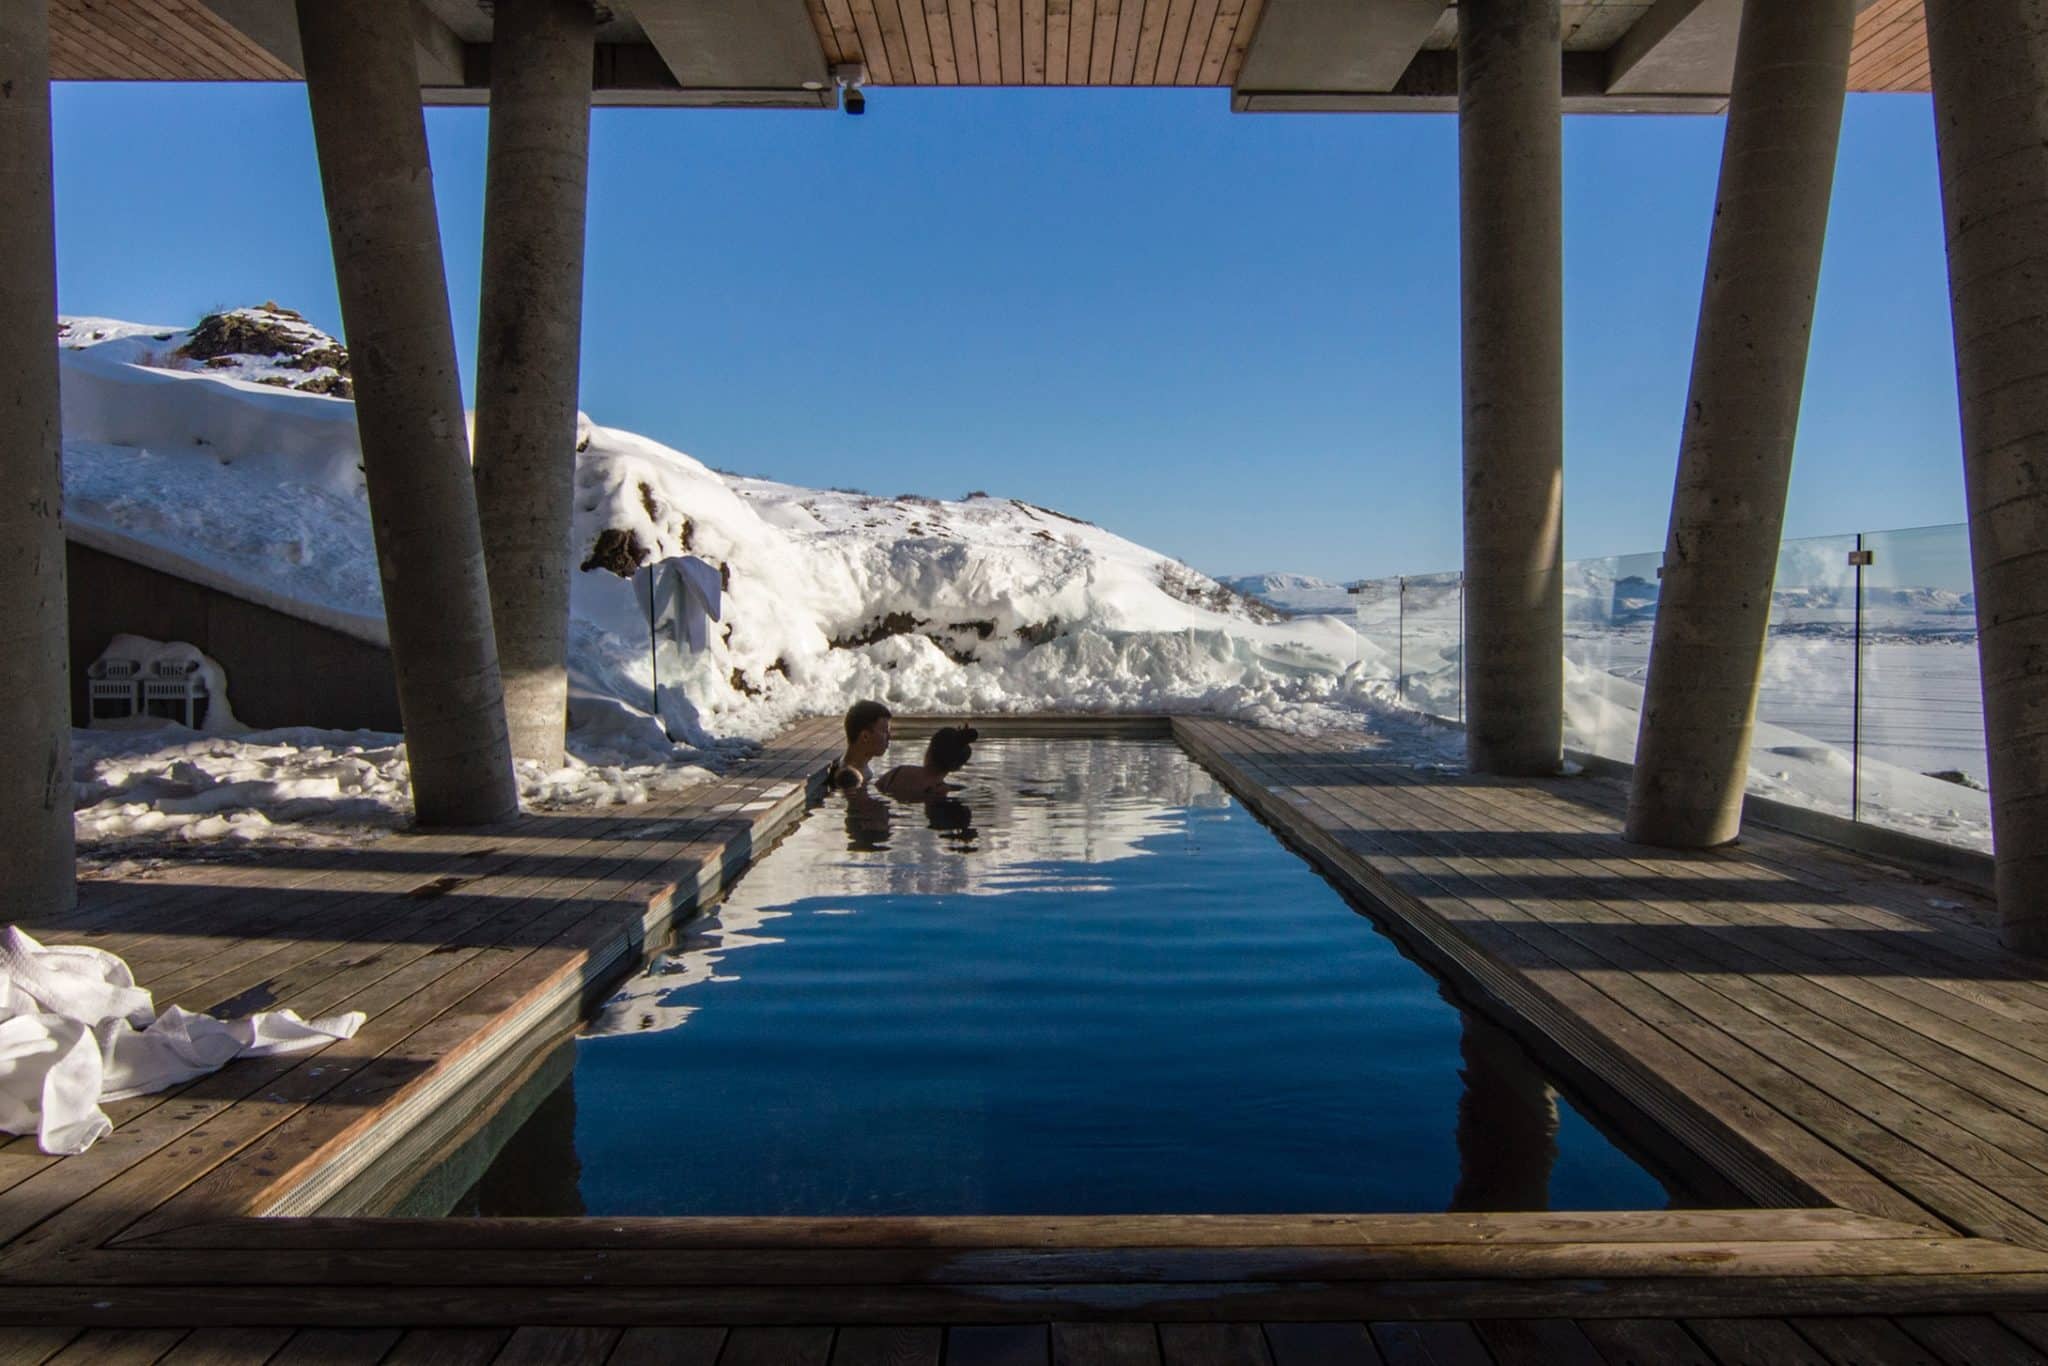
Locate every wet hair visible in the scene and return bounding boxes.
[844,699,892,745]
[924,724,979,775]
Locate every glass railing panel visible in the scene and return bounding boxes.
[1562,549,1662,764]
[1751,533,1861,819]
[1855,523,1989,851]
[1347,577,1403,682]
[1401,571,1465,723]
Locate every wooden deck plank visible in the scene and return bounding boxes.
[1366,1322,1490,1366]
[266,1328,405,1364]
[826,1324,940,1365]
[1898,1314,2048,1364]
[1472,1319,1605,1364]
[1683,1319,1830,1366]
[1185,721,2048,1245]
[1052,1324,1161,1366]
[721,1326,834,1366]
[1788,1317,1941,1365]
[41,1330,186,1365]
[949,1324,1051,1365]
[381,1329,511,1366]
[1259,1324,1379,1366]
[1572,1319,1714,1366]
[1326,752,2048,1234]
[1320,747,2048,1244]
[493,1326,622,1365]
[0,730,839,1262]
[154,1327,293,1365]
[1155,1325,1268,1366]
[0,1331,84,1366]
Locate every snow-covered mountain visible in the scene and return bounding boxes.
[1220,571,1339,599]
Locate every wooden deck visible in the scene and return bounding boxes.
[9,715,2048,1362]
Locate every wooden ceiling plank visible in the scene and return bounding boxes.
[1197,0,1246,84]
[868,0,916,80]
[1152,0,1197,83]
[821,0,867,65]
[847,0,896,80]
[1110,0,1144,82]
[947,0,981,80]
[66,3,185,80]
[1132,0,1171,84]
[973,0,1002,81]
[1090,0,1122,82]
[1219,0,1266,85]
[1024,0,1048,82]
[999,0,1024,80]
[924,0,959,82]
[1048,0,1071,82]
[895,0,939,82]
[1070,0,1096,83]
[1175,0,1223,82]
[163,0,293,80]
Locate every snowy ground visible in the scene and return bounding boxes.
[59,311,1461,860]
[61,307,1989,860]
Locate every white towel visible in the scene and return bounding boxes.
[0,925,365,1155]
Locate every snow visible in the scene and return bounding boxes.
[55,312,1450,855]
[54,309,1991,859]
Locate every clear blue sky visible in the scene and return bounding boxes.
[49,83,1961,581]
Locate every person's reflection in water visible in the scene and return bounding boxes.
[924,796,978,852]
[843,786,894,852]
[1447,1008,1559,1212]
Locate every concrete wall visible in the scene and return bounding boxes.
[67,541,400,733]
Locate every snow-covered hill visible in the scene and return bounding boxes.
[57,311,1440,849]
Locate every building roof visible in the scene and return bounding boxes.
[48,0,1929,112]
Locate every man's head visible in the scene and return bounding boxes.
[844,700,893,759]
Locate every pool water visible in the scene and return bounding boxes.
[447,737,1688,1216]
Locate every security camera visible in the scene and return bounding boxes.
[832,62,868,116]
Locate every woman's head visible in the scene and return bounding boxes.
[924,725,979,775]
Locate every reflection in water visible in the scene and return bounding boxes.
[844,787,894,850]
[449,738,1682,1217]
[447,1069,585,1217]
[1450,1008,1560,1212]
[587,739,1224,1040]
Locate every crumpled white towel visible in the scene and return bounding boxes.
[0,925,366,1155]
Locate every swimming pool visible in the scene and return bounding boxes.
[440,736,1689,1217]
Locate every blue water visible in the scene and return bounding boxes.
[452,737,1685,1216]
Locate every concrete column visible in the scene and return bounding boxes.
[473,0,595,769]
[1625,0,1853,848]
[297,0,520,826]
[0,0,74,912]
[1924,0,2048,953]
[1459,0,1564,777]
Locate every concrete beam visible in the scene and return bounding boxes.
[0,0,76,914]
[1235,49,1728,113]
[1235,0,1450,96]
[1606,0,1741,95]
[628,0,830,96]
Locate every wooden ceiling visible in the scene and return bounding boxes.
[46,0,1931,97]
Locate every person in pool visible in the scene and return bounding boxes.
[876,724,978,802]
[828,700,892,791]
